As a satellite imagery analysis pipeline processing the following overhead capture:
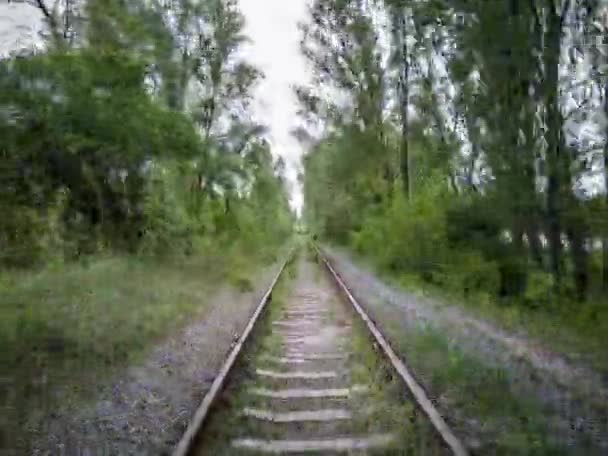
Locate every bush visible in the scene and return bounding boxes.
[523,271,554,309]
[354,180,453,284]
[351,215,386,255]
[138,163,196,257]
[346,178,510,301]
[0,206,47,268]
[443,252,501,297]
[0,189,71,268]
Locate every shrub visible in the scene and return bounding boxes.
[138,163,195,257]
[523,271,554,309]
[370,181,452,283]
[443,252,501,297]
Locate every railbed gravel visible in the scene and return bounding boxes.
[27,263,279,456]
[324,246,608,453]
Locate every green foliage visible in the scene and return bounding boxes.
[355,181,448,278]
[138,162,196,256]
[1,1,294,445]
[523,271,555,309]
[0,48,204,261]
[0,0,293,268]
[300,0,608,312]
[0,205,48,267]
[391,324,568,455]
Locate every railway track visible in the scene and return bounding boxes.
[173,246,468,455]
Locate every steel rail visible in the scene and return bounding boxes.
[314,245,469,456]
[172,251,293,456]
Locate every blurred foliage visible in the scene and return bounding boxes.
[0,0,293,268]
[300,0,608,325]
[1,1,294,450]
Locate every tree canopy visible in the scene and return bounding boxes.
[0,0,293,266]
[300,0,608,303]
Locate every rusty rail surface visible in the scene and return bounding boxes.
[172,251,293,456]
[314,244,469,456]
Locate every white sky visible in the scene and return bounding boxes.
[0,0,310,213]
[0,3,43,54]
[238,0,310,213]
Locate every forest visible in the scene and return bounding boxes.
[300,0,608,352]
[2,0,608,453]
[0,0,293,267]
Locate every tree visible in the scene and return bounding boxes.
[388,0,411,197]
[301,0,605,301]
[0,0,292,265]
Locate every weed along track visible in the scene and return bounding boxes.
[174,248,465,455]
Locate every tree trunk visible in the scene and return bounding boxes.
[543,2,570,288]
[546,176,562,284]
[603,82,608,289]
[394,7,410,199]
[525,222,545,268]
[567,224,589,301]
[177,49,190,112]
[603,236,608,290]
[224,196,231,214]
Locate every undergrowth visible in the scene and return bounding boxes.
[386,321,592,455]
[0,240,289,449]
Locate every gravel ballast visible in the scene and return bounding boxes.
[27,262,281,455]
[323,246,608,453]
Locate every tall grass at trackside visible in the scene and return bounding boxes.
[0,241,288,438]
[378,315,591,455]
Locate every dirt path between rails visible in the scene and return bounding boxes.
[24,262,280,456]
[324,246,608,453]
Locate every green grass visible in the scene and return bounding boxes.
[329,245,607,453]
[378,317,582,455]
[348,312,445,455]
[345,247,608,376]
[398,273,608,375]
[2,257,212,373]
[0,242,288,444]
